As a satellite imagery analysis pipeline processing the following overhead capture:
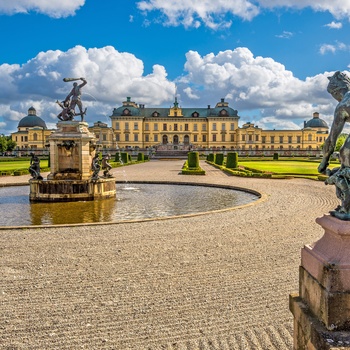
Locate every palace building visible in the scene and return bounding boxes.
[11,99,329,155]
[109,97,329,152]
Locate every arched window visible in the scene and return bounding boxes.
[33,133,38,141]
[308,134,312,141]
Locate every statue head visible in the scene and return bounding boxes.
[327,71,350,101]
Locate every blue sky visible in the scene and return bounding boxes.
[0,0,350,134]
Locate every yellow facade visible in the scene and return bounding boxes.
[234,119,328,153]
[88,121,116,150]
[111,97,241,149]
[12,103,329,154]
[11,107,53,151]
[109,98,328,152]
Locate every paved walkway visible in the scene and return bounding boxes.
[0,160,338,349]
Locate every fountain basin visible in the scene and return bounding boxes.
[0,182,261,227]
[29,178,116,201]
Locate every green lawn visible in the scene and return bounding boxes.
[0,159,49,172]
[239,160,338,175]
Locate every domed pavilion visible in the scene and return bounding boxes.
[11,107,53,152]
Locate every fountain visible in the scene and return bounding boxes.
[29,77,116,202]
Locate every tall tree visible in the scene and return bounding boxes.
[0,135,17,153]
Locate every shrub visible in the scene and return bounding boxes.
[114,153,120,162]
[226,152,238,169]
[137,152,144,162]
[188,151,199,168]
[273,153,279,160]
[207,153,215,162]
[121,152,129,164]
[181,160,205,175]
[215,153,224,165]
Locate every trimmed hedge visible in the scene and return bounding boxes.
[226,152,238,169]
[188,151,200,168]
[121,152,129,164]
[215,153,224,165]
[273,153,279,160]
[181,160,205,175]
[207,153,215,162]
[137,152,144,162]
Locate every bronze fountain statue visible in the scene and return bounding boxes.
[319,71,350,220]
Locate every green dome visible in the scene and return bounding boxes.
[18,107,47,129]
[304,113,328,129]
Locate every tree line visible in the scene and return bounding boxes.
[0,135,16,154]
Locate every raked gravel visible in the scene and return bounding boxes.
[0,160,338,349]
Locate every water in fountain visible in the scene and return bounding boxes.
[0,183,259,226]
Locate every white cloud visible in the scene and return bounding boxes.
[275,31,293,39]
[137,0,259,28]
[177,48,337,128]
[183,87,200,99]
[0,0,85,18]
[137,0,350,28]
[0,44,341,135]
[320,44,337,55]
[257,0,350,19]
[0,45,175,134]
[319,41,350,55]
[255,116,301,130]
[325,21,342,29]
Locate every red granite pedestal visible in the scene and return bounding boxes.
[290,215,350,349]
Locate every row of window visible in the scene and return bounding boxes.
[122,109,229,118]
[114,122,237,132]
[16,136,28,142]
[115,130,322,149]
[241,135,306,143]
[240,145,317,150]
[115,134,209,143]
[115,132,326,144]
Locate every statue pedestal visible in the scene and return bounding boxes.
[290,215,350,349]
[47,121,95,181]
[30,121,116,202]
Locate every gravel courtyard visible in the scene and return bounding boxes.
[0,160,338,349]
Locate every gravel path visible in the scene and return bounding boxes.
[0,160,338,349]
